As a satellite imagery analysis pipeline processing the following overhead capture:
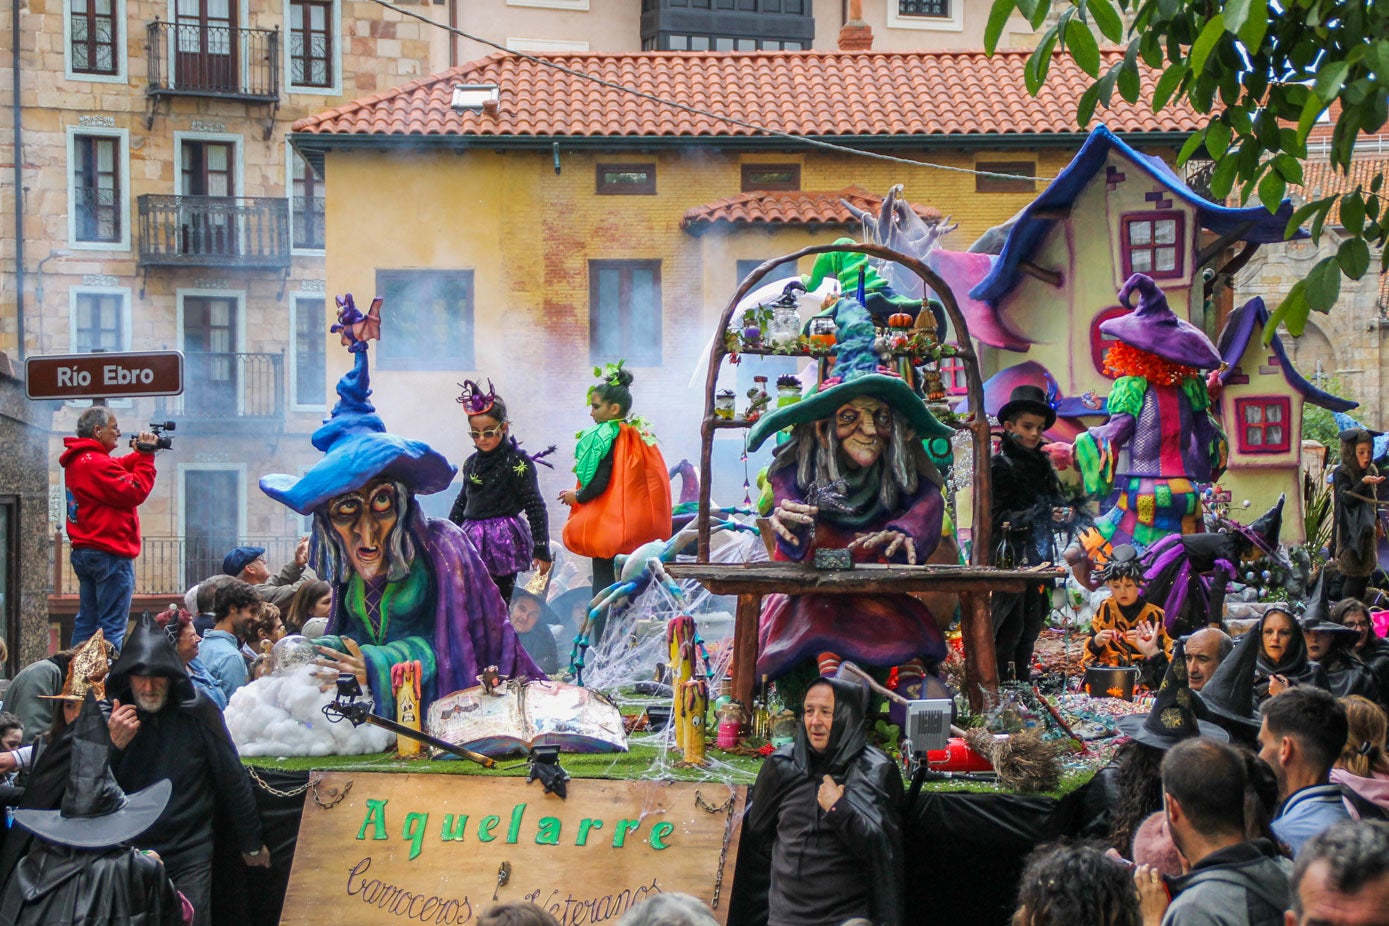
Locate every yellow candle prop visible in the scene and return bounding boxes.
[666,615,707,765]
[391,660,423,758]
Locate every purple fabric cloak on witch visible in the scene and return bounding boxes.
[260,295,542,718]
[757,467,948,680]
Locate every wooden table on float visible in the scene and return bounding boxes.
[664,562,1065,711]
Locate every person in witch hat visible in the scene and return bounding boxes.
[1081,640,1228,856]
[508,588,560,675]
[1303,615,1379,701]
[745,296,957,705]
[1073,274,1227,563]
[105,612,268,926]
[0,691,181,924]
[1192,629,1264,747]
[990,384,1073,682]
[259,295,543,721]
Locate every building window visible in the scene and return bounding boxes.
[290,150,325,251]
[736,258,798,289]
[1235,396,1292,454]
[72,291,127,352]
[374,270,474,371]
[69,0,119,75]
[590,260,662,365]
[596,164,656,195]
[1089,305,1129,375]
[289,0,333,88]
[975,161,1036,194]
[292,295,327,408]
[899,0,950,15]
[72,134,121,244]
[741,164,800,192]
[1123,212,1185,279]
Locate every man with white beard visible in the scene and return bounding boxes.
[105,613,269,926]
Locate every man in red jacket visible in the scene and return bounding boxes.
[60,407,158,650]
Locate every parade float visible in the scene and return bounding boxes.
[223,125,1361,926]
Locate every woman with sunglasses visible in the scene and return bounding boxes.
[448,380,554,602]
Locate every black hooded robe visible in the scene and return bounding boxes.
[1252,614,1331,705]
[0,840,182,925]
[729,676,905,926]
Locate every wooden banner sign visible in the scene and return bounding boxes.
[282,772,746,926]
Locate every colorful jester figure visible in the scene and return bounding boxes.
[259,296,543,719]
[1075,274,1227,561]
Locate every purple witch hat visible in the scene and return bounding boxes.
[1101,274,1222,370]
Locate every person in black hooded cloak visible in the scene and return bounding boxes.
[0,691,182,925]
[728,675,904,926]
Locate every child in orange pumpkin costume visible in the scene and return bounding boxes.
[558,364,671,641]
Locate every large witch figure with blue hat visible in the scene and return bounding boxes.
[260,296,543,718]
[1073,274,1227,562]
[746,296,955,699]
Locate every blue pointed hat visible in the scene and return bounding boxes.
[260,302,456,515]
[746,297,953,451]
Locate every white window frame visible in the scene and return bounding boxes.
[506,0,588,9]
[175,286,247,415]
[288,291,328,413]
[65,125,132,251]
[64,0,129,83]
[888,0,963,33]
[505,37,591,52]
[282,0,341,96]
[285,141,326,256]
[177,462,248,587]
[68,284,133,353]
[172,129,245,197]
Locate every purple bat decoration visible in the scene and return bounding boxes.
[332,293,382,353]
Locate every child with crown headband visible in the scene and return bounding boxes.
[559,363,672,639]
[447,380,554,603]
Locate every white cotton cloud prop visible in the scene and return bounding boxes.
[226,661,395,757]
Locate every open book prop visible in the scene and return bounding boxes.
[426,678,628,759]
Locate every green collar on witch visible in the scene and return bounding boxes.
[343,556,431,646]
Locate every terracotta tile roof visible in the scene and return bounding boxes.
[681,186,941,232]
[1295,157,1389,227]
[293,49,1203,139]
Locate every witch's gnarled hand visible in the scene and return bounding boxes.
[315,639,368,692]
[769,501,818,547]
[849,530,917,565]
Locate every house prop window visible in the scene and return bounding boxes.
[939,355,968,395]
[1089,306,1129,375]
[70,0,119,75]
[1235,396,1291,454]
[590,260,662,365]
[899,0,949,17]
[741,164,800,191]
[596,164,656,195]
[73,134,121,244]
[975,161,1035,193]
[375,270,475,371]
[1123,212,1184,279]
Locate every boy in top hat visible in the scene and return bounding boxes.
[991,384,1072,682]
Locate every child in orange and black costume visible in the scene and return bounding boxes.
[1084,544,1174,689]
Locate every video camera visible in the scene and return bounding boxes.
[133,420,176,452]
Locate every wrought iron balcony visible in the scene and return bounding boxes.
[153,351,284,421]
[53,534,302,596]
[146,20,279,101]
[138,194,290,269]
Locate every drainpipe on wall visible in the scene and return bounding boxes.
[11,0,25,361]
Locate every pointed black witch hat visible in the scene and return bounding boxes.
[1116,639,1228,749]
[1192,630,1262,738]
[12,691,171,848]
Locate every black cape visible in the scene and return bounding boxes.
[1253,613,1330,704]
[0,840,182,925]
[0,725,77,896]
[729,676,905,926]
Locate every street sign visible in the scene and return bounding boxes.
[25,351,185,400]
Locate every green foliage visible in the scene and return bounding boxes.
[1303,469,1336,553]
[988,0,1389,340]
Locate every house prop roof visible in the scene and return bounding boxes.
[291,49,1201,143]
[681,187,940,233]
[970,125,1308,306]
[1217,297,1357,412]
